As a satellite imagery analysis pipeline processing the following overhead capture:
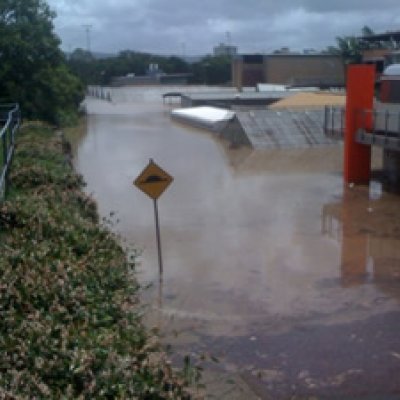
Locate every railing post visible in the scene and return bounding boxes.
[2,125,7,168]
[341,108,344,137]
[385,110,390,139]
[398,111,400,136]
[372,110,376,132]
[362,109,369,142]
[1,103,20,200]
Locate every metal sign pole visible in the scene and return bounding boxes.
[153,198,163,280]
[134,159,172,280]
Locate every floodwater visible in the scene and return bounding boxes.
[68,87,400,399]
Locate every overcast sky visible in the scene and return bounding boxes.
[47,0,400,56]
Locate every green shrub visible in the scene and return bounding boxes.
[0,124,191,398]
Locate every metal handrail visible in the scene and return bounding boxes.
[325,106,400,137]
[0,103,21,201]
[355,108,400,137]
[324,106,345,138]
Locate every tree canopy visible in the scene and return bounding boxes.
[329,26,395,65]
[0,0,84,125]
[67,49,231,86]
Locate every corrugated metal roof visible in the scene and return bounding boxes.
[235,109,338,149]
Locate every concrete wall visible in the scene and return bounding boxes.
[232,56,265,90]
[265,55,345,87]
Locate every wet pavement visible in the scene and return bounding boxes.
[67,87,400,399]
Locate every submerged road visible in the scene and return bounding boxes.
[68,87,400,399]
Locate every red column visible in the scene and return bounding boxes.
[344,65,375,184]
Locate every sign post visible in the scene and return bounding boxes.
[134,159,173,280]
[153,198,163,276]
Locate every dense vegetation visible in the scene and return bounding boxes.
[0,124,196,398]
[67,49,232,86]
[325,26,396,65]
[0,0,84,125]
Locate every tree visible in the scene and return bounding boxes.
[67,50,191,86]
[189,55,231,85]
[335,36,364,64]
[68,48,102,85]
[0,0,84,124]
[361,26,375,37]
[332,26,379,65]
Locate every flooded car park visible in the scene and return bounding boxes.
[68,87,400,399]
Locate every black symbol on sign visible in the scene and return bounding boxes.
[141,175,167,184]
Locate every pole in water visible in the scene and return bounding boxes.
[153,198,163,280]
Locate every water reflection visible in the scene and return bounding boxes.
[322,186,400,292]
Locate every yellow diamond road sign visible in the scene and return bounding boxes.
[134,159,173,200]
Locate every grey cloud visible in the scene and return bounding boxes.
[47,0,400,55]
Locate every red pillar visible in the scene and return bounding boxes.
[344,65,375,184]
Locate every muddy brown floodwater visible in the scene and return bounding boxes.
[68,87,400,399]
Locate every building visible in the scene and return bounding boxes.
[213,43,238,57]
[232,54,345,90]
[360,30,400,76]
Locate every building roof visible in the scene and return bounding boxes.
[269,92,346,110]
[234,109,338,149]
[171,106,234,124]
[182,91,291,101]
[359,30,400,43]
[233,53,342,61]
[170,106,235,132]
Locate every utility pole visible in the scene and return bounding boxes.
[226,31,232,46]
[82,24,92,53]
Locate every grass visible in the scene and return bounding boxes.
[0,123,197,398]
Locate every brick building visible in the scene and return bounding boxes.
[232,54,345,90]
